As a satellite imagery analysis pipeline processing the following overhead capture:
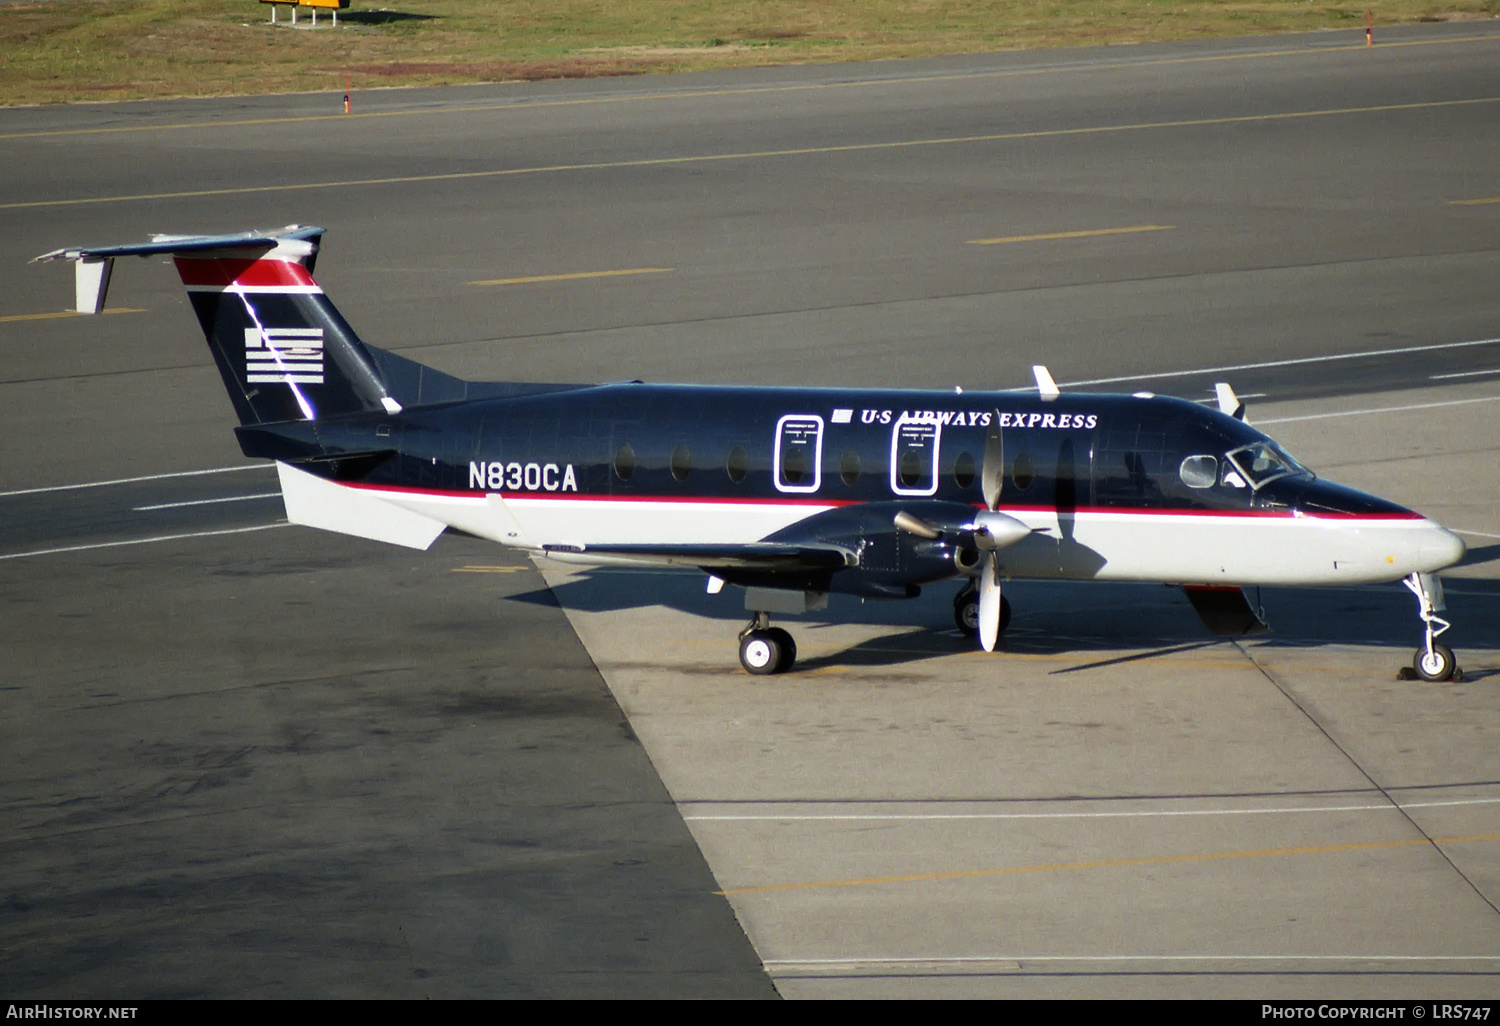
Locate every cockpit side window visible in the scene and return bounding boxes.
[1179,455,1217,489]
[1225,441,1312,491]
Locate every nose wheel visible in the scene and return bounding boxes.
[1402,573,1462,682]
[1413,643,1457,683]
[739,612,797,675]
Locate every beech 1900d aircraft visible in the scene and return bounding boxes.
[36,226,1469,679]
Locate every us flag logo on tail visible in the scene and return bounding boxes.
[245,326,324,384]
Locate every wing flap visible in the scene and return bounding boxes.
[541,541,856,571]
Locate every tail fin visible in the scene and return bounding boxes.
[35,226,403,425]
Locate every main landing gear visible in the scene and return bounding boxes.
[739,583,1018,675]
[739,611,798,675]
[953,582,1010,640]
[1402,572,1462,683]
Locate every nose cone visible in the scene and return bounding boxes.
[1417,522,1467,572]
[1277,477,1414,517]
[1274,478,1467,579]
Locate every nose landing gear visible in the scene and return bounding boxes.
[739,611,797,675]
[1402,572,1462,682]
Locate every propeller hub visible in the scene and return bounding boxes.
[970,510,1031,550]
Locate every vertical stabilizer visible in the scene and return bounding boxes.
[34,226,404,426]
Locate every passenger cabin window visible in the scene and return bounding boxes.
[670,444,692,482]
[726,446,748,484]
[775,415,823,493]
[953,451,976,490]
[890,416,940,496]
[1011,450,1034,492]
[614,443,635,482]
[840,449,861,487]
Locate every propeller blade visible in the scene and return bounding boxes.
[893,510,942,539]
[978,553,1002,652]
[982,409,1004,511]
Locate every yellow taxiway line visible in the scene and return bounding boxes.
[469,267,672,286]
[968,225,1173,245]
[0,308,144,323]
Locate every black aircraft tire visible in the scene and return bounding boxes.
[765,627,797,673]
[955,593,979,636]
[740,630,784,676]
[953,591,1011,638]
[1413,643,1456,682]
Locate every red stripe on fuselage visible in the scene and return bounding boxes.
[981,503,1422,520]
[337,481,1423,519]
[173,257,317,289]
[341,480,858,506]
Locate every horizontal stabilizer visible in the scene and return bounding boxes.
[32,225,325,265]
[277,462,445,550]
[33,226,325,315]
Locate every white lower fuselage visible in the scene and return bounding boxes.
[364,485,1462,587]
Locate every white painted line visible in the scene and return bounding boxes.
[1255,394,1500,425]
[1193,393,1267,406]
[765,955,1500,968]
[1430,368,1500,380]
[1454,528,1500,540]
[0,522,290,561]
[1059,337,1500,388]
[133,492,282,512]
[683,796,1500,822]
[0,463,272,499]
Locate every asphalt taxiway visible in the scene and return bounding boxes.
[2,20,1498,997]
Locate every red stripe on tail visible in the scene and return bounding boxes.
[173,257,317,289]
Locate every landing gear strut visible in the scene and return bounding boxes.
[739,611,797,675]
[954,583,1011,640]
[1402,572,1460,682]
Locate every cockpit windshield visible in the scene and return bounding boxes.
[1224,441,1312,490]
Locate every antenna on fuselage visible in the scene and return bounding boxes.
[1215,382,1248,422]
[1032,365,1060,400]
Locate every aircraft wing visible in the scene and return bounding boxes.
[540,541,857,572]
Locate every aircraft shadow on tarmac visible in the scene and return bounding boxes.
[506,563,1500,677]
